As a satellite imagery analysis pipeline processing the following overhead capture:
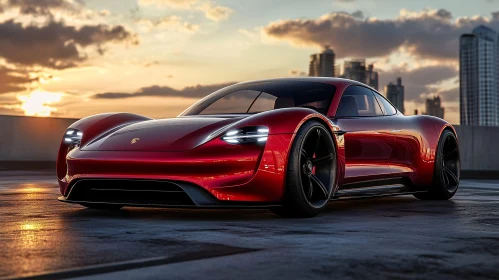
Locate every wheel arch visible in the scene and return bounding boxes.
[410,116,458,188]
[288,115,345,194]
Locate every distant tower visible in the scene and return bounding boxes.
[342,59,366,84]
[366,64,379,90]
[424,96,445,119]
[460,25,499,126]
[341,60,378,90]
[309,46,335,77]
[385,77,405,114]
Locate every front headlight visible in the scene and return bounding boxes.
[222,126,269,144]
[63,129,83,147]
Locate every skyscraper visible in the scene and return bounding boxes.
[460,25,499,126]
[385,77,405,114]
[342,59,379,90]
[343,59,366,84]
[425,96,445,119]
[366,64,379,90]
[309,46,335,77]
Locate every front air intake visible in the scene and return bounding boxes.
[66,179,196,206]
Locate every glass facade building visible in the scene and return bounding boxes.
[460,25,499,126]
[385,77,405,114]
[309,46,335,77]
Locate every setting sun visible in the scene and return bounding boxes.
[17,90,64,117]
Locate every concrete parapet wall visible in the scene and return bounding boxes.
[454,125,499,172]
[0,115,77,163]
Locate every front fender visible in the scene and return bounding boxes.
[68,113,152,147]
[226,108,345,195]
[56,113,151,183]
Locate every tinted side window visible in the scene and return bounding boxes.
[372,91,397,115]
[248,92,277,113]
[336,86,383,117]
[184,81,336,116]
[199,90,260,114]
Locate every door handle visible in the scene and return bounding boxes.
[390,129,402,133]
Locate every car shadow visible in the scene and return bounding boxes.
[59,195,458,222]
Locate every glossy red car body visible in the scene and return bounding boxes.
[57,78,456,207]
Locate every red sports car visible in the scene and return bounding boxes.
[57,78,460,217]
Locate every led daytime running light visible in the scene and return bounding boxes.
[222,126,269,144]
[64,129,83,146]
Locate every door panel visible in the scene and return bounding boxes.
[335,117,398,184]
[333,85,399,185]
[389,116,432,186]
[370,90,420,179]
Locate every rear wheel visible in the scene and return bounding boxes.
[80,203,124,210]
[414,130,460,200]
[271,121,337,218]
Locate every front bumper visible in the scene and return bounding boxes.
[58,134,294,205]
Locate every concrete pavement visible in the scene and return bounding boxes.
[0,171,498,279]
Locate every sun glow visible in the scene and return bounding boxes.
[17,90,64,117]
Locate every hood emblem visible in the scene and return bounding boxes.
[131,138,140,144]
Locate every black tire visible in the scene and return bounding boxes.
[414,130,460,200]
[80,203,124,210]
[271,120,337,218]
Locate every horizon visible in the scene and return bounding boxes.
[0,0,498,124]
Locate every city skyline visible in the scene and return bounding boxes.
[0,0,498,124]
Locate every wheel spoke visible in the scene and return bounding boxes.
[443,147,458,158]
[443,171,450,188]
[301,174,313,200]
[312,153,334,166]
[301,149,308,160]
[443,166,458,186]
[304,129,321,157]
[310,174,328,199]
[307,180,314,200]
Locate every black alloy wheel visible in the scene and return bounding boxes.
[271,120,337,218]
[414,129,460,200]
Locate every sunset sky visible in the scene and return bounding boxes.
[0,0,498,124]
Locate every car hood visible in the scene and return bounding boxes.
[81,116,242,152]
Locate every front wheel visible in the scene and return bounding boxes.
[271,120,337,218]
[414,130,460,200]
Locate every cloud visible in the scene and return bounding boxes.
[0,66,32,94]
[139,0,233,22]
[136,16,199,33]
[138,0,198,8]
[197,2,233,22]
[0,0,83,16]
[92,82,235,99]
[263,9,499,60]
[0,19,138,69]
[350,10,364,19]
[438,86,459,102]
[379,65,458,102]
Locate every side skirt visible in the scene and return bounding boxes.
[331,177,426,200]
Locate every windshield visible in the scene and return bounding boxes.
[181,80,336,116]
